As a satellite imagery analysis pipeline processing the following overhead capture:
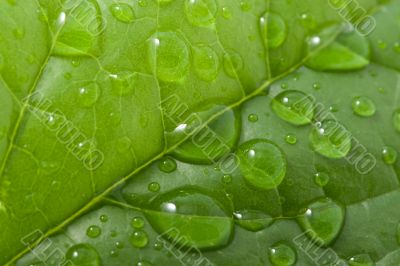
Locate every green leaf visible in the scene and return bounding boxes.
[2,0,400,265]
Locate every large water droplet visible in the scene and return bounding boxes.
[192,44,219,81]
[348,254,374,266]
[184,0,217,27]
[234,210,273,232]
[237,139,286,190]
[352,96,376,117]
[310,120,352,158]
[298,198,345,245]
[130,230,149,248]
[271,90,314,125]
[260,12,287,49]
[110,3,135,23]
[66,244,101,266]
[393,109,400,133]
[146,187,233,249]
[158,156,177,173]
[148,32,189,82]
[223,50,243,78]
[382,146,397,165]
[77,83,100,108]
[86,225,101,238]
[268,242,297,266]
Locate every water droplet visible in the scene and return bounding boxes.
[64,72,72,80]
[329,104,339,113]
[66,244,101,266]
[77,83,100,108]
[348,254,374,266]
[240,1,251,11]
[237,139,286,190]
[26,54,35,64]
[393,109,400,133]
[382,146,397,165]
[100,214,108,223]
[234,210,273,232]
[109,250,119,257]
[300,13,316,30]
[40,161,61,174]
[192,44,219,81]
[115,241,124,249]
[310,120,352,158]
[110,3,135,23]
[158,156,177,173]
[116,136,132,153]
[314,172,330,187]
[248,114,258,122]
[260,12,287,49]
[138,0,147,7]
[280,83,288,89]
[137,261,153,266]
[148,182,161,192]
[147,187,233,249]
[148,32,189,82]
[394,42,400,53]
[377,40,387,49]
[352,96,376,117]
[71,60,80,67]
[221,7,232,19]
[284,134,297,145]
[86,225,101,238]
[271,90,314,125]
[312,82,321,90]
[109,71,136,96]
[13,27,25,39]
[184,0,217,27]
[132,216,145,229]
[298,198,345,245]
[130,230,149,248]
[268,242,297,266]
[221,174,232,184]
[223,50,243,78]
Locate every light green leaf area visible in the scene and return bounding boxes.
[1,0,399,265]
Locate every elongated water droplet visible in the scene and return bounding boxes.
[192,44,219,81]
[260,12,287,49]
[147,187,233,249]
[310,120,352,158]
[237,139,286,190]
[158,156,177,173]
[110,3,135,23]
[86,225,101,238]
[298,198,345,245]
[348,254,374,266]
[223,50,243,78]
[314,172,330,187]
[77,83,99,108]
[268,242,297,266]
[271,90,314,125]
[234,210,273,232]
[382,146,397,165]
[66,244,101,266]
[130,230,149,248]
[352,96,376,117]
[148,32,189,82]
[393,109,400,133]
[184,0,217,27]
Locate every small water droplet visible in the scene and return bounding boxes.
[71,60,80,67]
[77,83,100,108]
[110,3,135,23]
[223,50,243,78]
[240,1,251,11]
[64,72,72,80]
[298,198,345,245]
[280,83,288,89]
[348,254,374,266]
[394,42,400,53]
[281,134,297,145]
[13,27,25,39]
[268,242,297,266]
[138,0,147,7]
[271,90,314,125]
[234,210,273,232]
[393,109,400,133]
[148,32,189,82]
[115,241,124,249]
[237,139,286,190]
[192,44,219,81]
[377,40,387,49]
[116,136,132,153]
[248,113,258,122]
[158,156,177,173]
[221,7,232,19]
[109,250,119,257]
[137,261,153,266]
[184,0,217,27]
[352,96,376,117]
[100,214,108,223]
[382,146,397,165]
[300,13,316,30]
[86,225,101,238]
[312,82,321,90]
[148,182,161,192]
[130,230,149,248]
[26,54,35,64]
[131,216,145,229]
[310,120,352,158]
[66,244,101,266]
[314,172,330,187]
[329,104,339,113]
[260,12,287,49]
[221,174,232,184]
